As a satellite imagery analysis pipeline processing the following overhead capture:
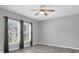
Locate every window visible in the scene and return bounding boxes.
[23,22,31,42]
[8,19,20,45]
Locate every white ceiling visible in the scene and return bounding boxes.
[0,5,79,21]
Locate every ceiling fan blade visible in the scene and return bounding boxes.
[44,12,48,16]
[35,12,40,16]
[30,9,40,11]
[48,10,55,12]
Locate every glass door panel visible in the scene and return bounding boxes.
[8,19,20,51]
[23,22,31,47]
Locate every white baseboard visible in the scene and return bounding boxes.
[38,43,79,50]
[33,43,38,45]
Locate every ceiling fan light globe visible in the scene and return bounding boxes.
[40,11,45,15]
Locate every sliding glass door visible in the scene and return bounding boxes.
[23,22,31,47]
[8,19,20,51]
[4,17,32,52]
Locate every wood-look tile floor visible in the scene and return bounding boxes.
[10,44,79,53]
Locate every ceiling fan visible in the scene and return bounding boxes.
[30,5,55,16]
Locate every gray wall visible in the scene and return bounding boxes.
[0,8,38,52]
[38,14,79,49]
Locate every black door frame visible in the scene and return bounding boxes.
[4,16,33,53]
